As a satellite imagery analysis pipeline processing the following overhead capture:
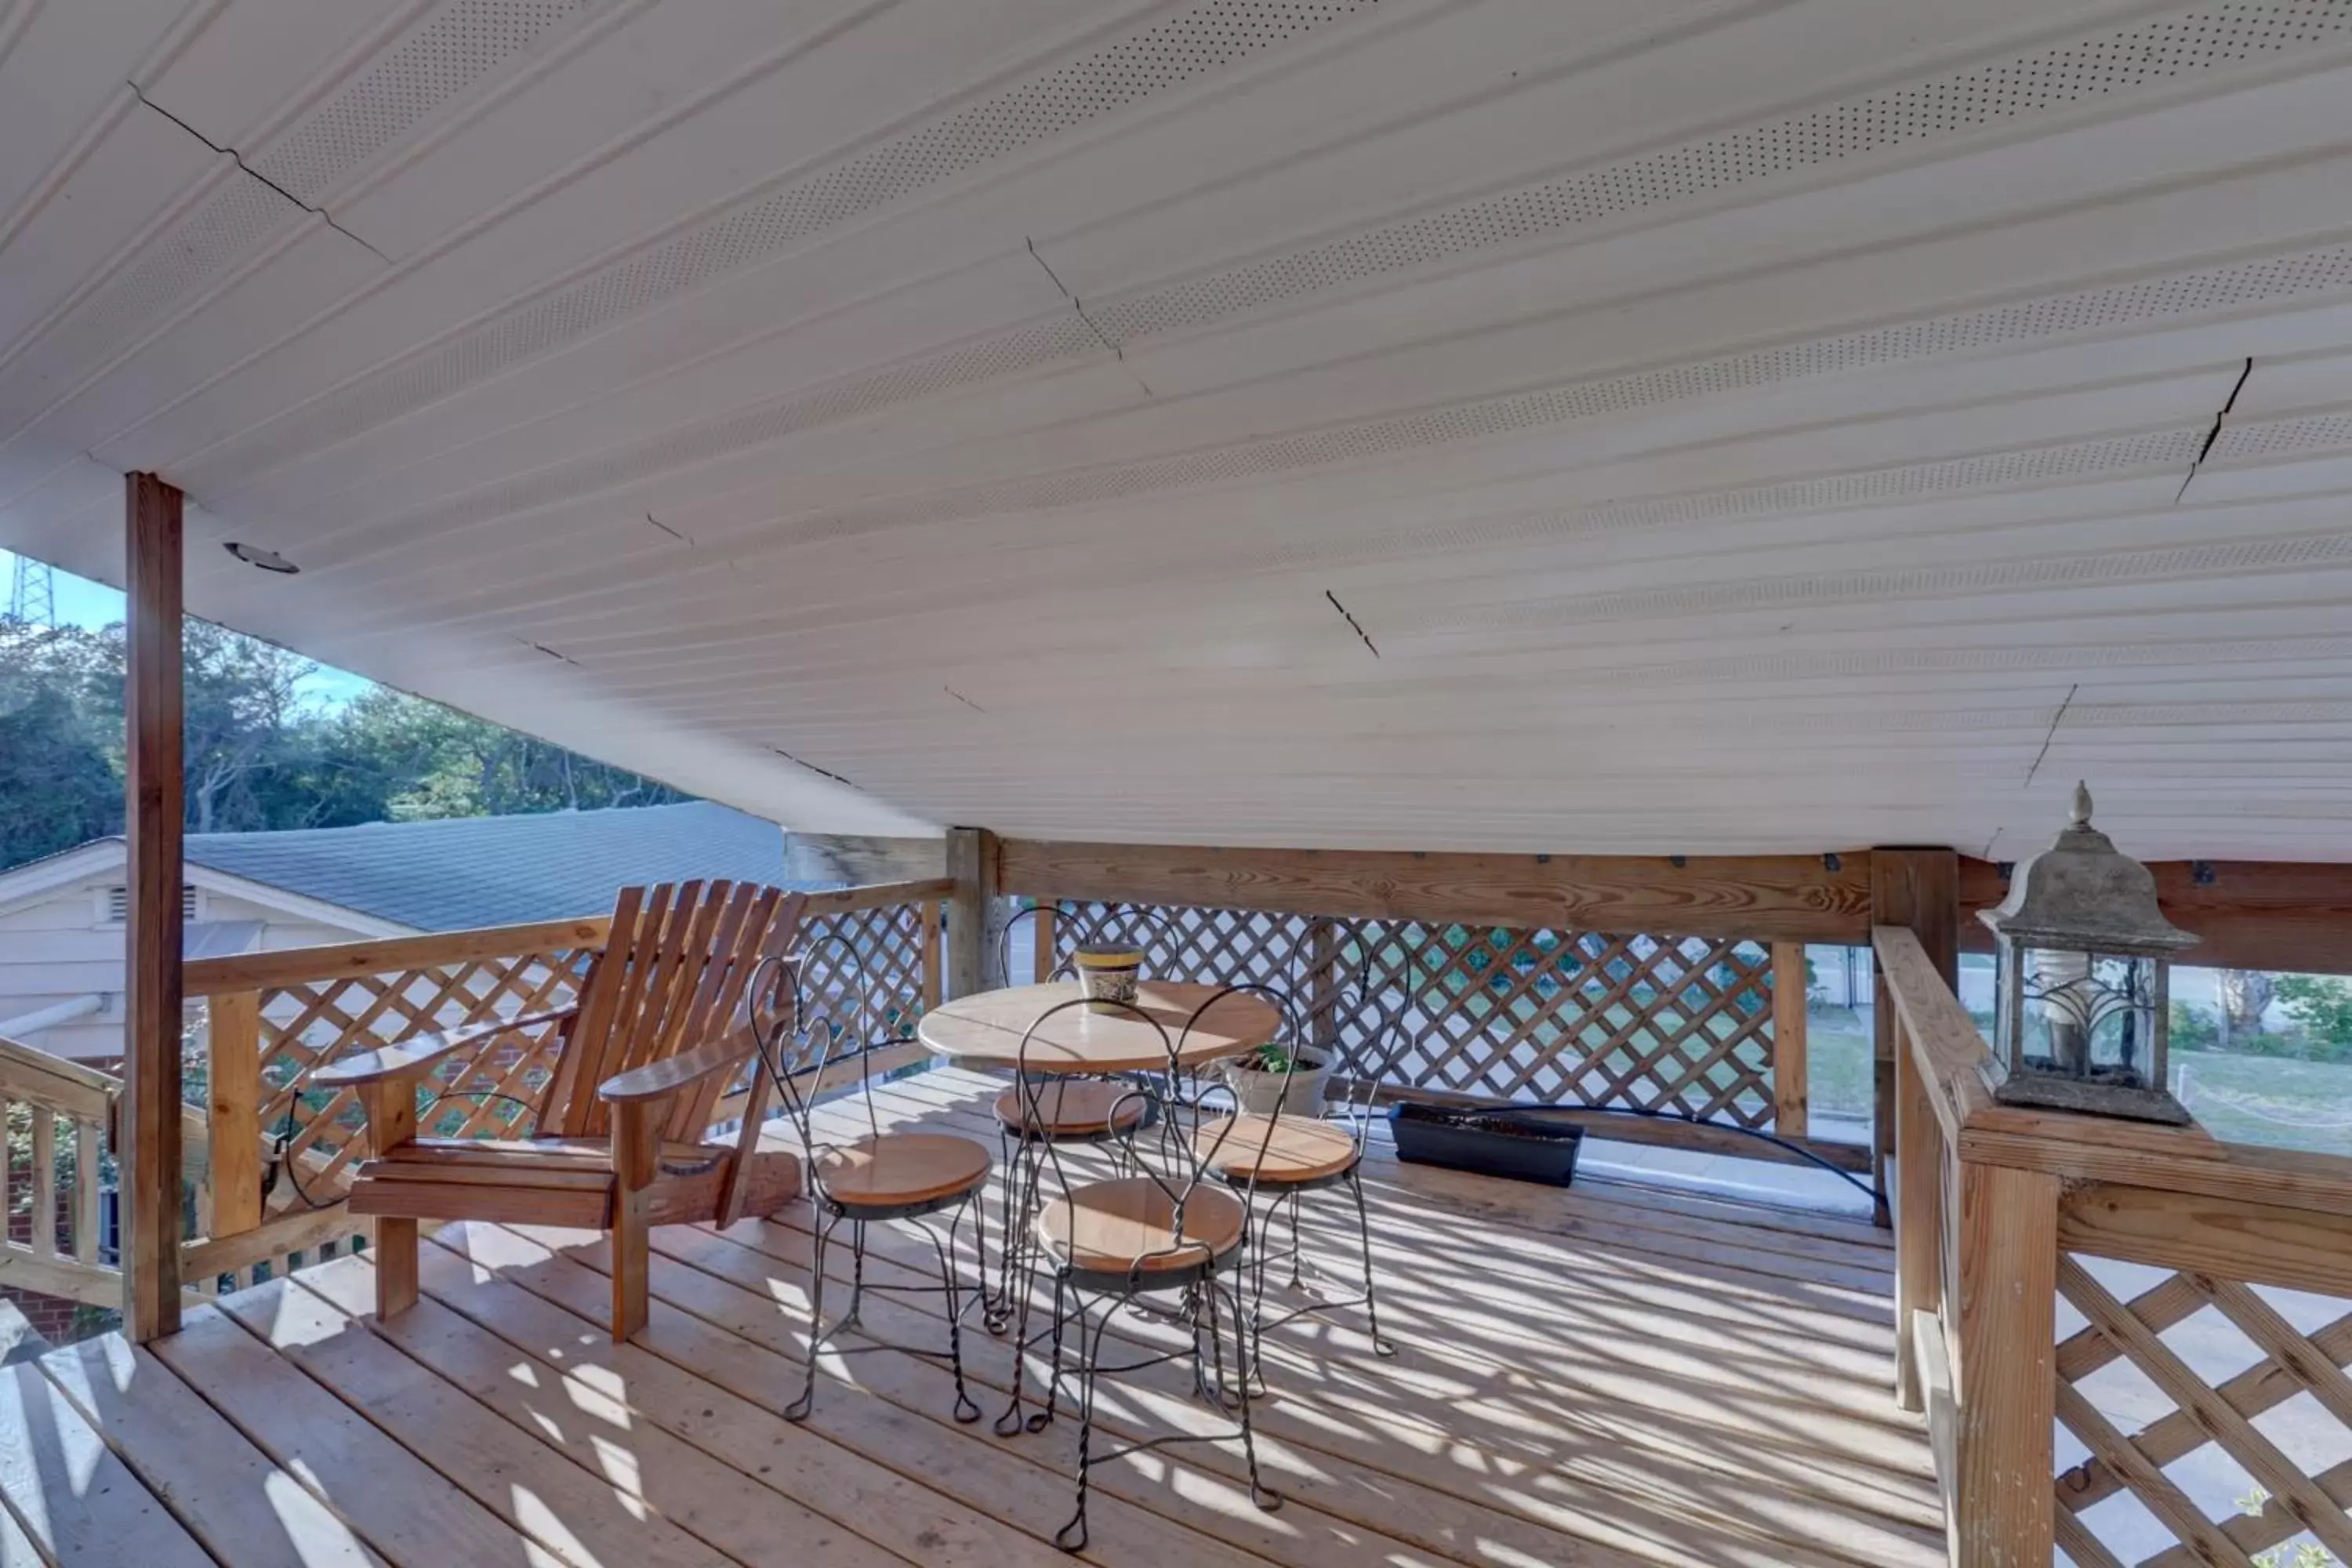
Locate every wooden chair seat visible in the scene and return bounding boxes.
[1036,1177,1247,1277]
[350,1135,800,1230]
[814,1133,992,1211]
[1193,1115,1360,1184]
[993,1078,1146,1138]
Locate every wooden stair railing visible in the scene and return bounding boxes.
[1875,923,2352,1567]
[0,1035,121,1308]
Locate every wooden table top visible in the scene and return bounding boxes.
[918,982,1280,1073]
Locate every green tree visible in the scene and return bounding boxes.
[0,612,688,871]
[2277,975,2352,1051]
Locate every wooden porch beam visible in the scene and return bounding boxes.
[122,472,184,1341]
[998,838,1871,942]
[1959,855,2352,975]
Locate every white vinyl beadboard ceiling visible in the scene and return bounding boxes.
[5,0,2352,858]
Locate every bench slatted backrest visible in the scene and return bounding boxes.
[537,881,801,1139]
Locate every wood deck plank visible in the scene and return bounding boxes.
[71,1064,1943,1567]
[283,1256,913,1568]
[824,1092,1918,1426]
[34,1331,383,1567]
[209,1279,740,1568]
[688,1207,1938,1568]
[799,1083,1940,1544]
[436,1223,1289,1568]
[873,1076,1896,1298]
[875,1086,1900,1363]
[149,1303,562,1568]
[0,1359,212,1567]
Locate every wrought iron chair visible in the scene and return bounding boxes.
[1192,919,1399,1367]
[978,904,1153,1331]
[994,988,1294,1553]
[745,934,993,1424]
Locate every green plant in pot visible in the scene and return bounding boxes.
[1225,1040,1332,1117]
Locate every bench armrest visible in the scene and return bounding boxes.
[598,1029,754,1104]
[311,1007,577,1088]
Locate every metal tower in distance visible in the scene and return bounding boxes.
[7,555,55,626]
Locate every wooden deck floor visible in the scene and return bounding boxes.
[9,1067,1939,1567]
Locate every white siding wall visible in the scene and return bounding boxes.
[0,862,376,1062]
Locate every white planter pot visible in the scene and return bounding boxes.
[1224,1053,1331,1118]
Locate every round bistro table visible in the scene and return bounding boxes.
[917,980,1283,1362]
[916,981,1281,1074]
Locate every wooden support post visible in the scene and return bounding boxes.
[206,991,263,1240]
[918,899,943,1011]
[359,1078,418,1319]
[944,827,998,999]
[1871,848,1957,1225]
[1953,1160,2059,1566]
[1893,1011,1940,1411]
[1770,941,1809,1140]
[123,472,185,1341]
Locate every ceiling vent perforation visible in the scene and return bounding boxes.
[204,0,1385,490]
[251,0,594,203]
[1091,1,2352,343]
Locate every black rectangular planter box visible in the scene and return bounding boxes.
[1388,1101,1583,1186]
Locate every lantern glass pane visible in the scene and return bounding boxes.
[2013,944,2161,1088]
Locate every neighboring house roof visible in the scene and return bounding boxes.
[173,801,797,931]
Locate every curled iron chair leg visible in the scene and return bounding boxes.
[991,1261,1037,1436]
[787,1205,837,1422]
[1223,1274,1283,1514]
[1284,1189,1305,1290]
[840,1218,868,1330]
[1347,1167,1398,1358]
[1053,1294,1113,1555]
[936,1200,983,1423]
[988,1117,1016,1333]
[1030,1267,1069,1433]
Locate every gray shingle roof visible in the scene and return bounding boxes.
[184,802,800,931]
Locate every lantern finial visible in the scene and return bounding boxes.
[2070,779,2093,827]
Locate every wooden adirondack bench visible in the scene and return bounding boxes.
[317,880,810,1338]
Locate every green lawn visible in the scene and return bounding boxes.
[2171,1047,2352,1158]
[1794,1007,2352,1158]
[1806,1007,1875,1124]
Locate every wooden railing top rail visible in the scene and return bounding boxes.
[804,877,953,913]
[1871,924,1995,1148]
[1871,924,2352,1219]
[186,915,612,996]
[1000,838,1872,942]
[0,1033,117,1123]
[182,878,954,997]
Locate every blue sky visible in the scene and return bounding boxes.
[2,548,373,709]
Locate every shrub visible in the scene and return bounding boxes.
[2278,975,2352,1048]
[2170,1001,2220,1051]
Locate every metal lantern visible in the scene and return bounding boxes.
[1978,782,2198,1124]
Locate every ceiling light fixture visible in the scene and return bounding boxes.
[223,541,298,574]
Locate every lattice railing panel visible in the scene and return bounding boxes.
[2054,1254,2352,1566]
[1050,900,1780,1129]
[780,900,933,1073]
[247,944,597,1182]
